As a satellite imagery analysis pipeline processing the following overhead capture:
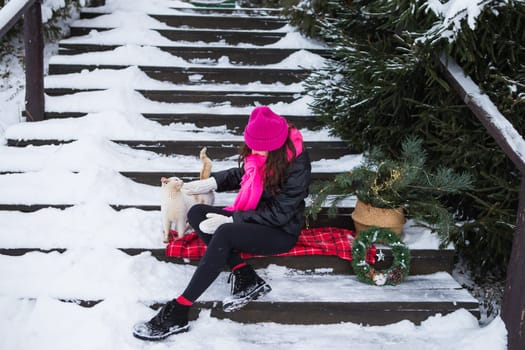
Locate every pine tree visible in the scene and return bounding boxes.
[286,0,525,277]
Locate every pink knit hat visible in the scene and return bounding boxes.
[244,106,289,151]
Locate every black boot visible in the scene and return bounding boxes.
[223,264,272,312]
[133,300,190,341]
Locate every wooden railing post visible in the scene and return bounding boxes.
[23,0,44,121]
[502,177,525,349]
[438,54,525,350]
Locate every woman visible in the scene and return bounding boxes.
[133,106,311,341]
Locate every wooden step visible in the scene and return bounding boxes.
[0,204,73,212]
[44,88,301,106]
[14,291,480,326]
[69,26,286,46]
[120,171,336,185]
[57,43,331,65]
[0,203,351,227]
[0,269,479,325]
[6,140,352,161]
[197,270,480,324]
[203,296,479,325]
[25,112,322,132]
[0,170,338,185]
[0,247,454,276]
[141,113,321,130]
[47,65,309,84]
[84,0,105,7]
[188,0,236,9]
[113,140,351,160]
[168,8,282,16]
[140,90,300,105]
[149,14,287,30]
[80,7,283,18]
[206,301,478,326]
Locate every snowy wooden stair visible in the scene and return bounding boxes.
[58,44,331,65]
[45,88,300,105]
[39,112,322,130]
[196,272,479,325]
[48,64,309,84]
[0,1,479,326]
[0,248,478,325]
[7,139,350,158]
[80,8,286,30]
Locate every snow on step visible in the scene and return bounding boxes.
[40,92,313,114]
[80,4,278,16]
[0,171,358,210]
[0,137,360,172]
[0,168,233,206]
[59,7,326,49]
[44,66,305,92]
[60,27,324,49]
[0,196,440,249]
[48,44,325,67]
[72,8,286,31]
[57,44,330,66]
[0,249,473,304]
[4,105,337,139]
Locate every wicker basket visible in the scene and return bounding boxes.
[351,199,406,235]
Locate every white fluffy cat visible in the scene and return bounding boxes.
[160,147,214,243]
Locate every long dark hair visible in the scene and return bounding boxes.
[239,126,297,195]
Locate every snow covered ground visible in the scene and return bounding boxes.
[0,0,508,348]
[0,296,506,350]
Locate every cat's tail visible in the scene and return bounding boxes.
[200,147,212,180]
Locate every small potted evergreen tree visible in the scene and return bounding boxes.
[308,137,473,243]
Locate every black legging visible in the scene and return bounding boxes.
[182,204,298,302]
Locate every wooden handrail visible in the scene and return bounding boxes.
[0,0,44,121]
[439,53,525,350]
[439,54,525,173]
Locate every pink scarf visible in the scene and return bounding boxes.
[224,128,304,212]
[224,153,267,211]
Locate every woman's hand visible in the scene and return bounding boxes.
[199,213,233,234]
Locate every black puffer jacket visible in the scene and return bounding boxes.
[212,151,311,237]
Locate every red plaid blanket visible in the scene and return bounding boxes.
[165,227,357,261]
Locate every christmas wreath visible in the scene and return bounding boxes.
[352,227,411,286]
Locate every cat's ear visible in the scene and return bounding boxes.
[174,181,183,190]
[161,177,168,185]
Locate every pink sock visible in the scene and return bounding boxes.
[176,295,193,306]
[232,262,247,272]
